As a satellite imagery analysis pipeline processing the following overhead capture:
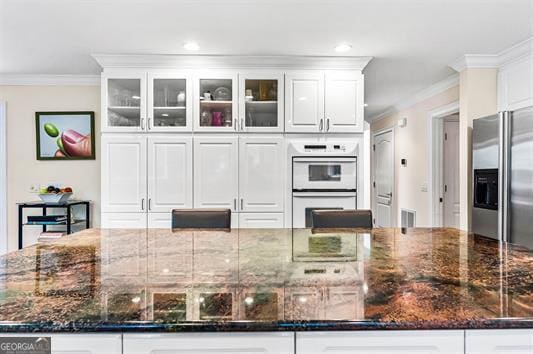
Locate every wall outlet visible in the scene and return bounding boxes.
[29,184,40,194]
[421,182,428,193]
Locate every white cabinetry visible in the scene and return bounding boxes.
[285,71,324,132]
[0,334,122,354]
[297,331,464,354]
[498,54,533,111]
[325,71,364,133]
[239,212,284,228]
[101,134,147,213]
[466,329,533,354]
[286,71,364,133]
[101,212,147,228]
[239,136,284,212]
[124,333,294,354]
[147,136,193,212]
[194,136,239,210]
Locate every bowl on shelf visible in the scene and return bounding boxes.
[38,192,72,204]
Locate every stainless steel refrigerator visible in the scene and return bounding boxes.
[472,106,533,249]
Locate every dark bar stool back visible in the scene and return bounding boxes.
[311,209,373,229]
[171,209,231,230]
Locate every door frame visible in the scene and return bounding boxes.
[0,101,6,254]
[427,101,459,227]
[372,126,396,227]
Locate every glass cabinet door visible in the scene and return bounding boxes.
[148,76,190,131]
[106,77,144,130]
[239,73,284,132]
[195,76,237,131]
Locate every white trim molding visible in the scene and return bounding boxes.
[0,74,100,86]
[371,73,459,122]
[0,101,6,255]
[92,54,373,71]
[450,37,533,72]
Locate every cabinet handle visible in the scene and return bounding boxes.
[141,198,145,211]
[240,198,243,210]
[319,118,323,131]
[233,198,237,211]
[141,118,145,130]
[326,118,330,132]
[240,118,244,131]
[147,118,151,130]
[148,198,152,211]
[234,119,237,131]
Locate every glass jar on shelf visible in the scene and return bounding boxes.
[200,109,212,126]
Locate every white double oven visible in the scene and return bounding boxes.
[290,140,358,228]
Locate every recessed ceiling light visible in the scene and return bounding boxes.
[183,41,200,51]
[334,43,352,53]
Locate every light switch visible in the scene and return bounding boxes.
[421,182,428,192]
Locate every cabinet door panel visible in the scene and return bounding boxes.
[147,212,172,228]
[239,213,284,228]
[239,136,284,212]
[123,333,294,354]
[285,72,324,132]
[148,136,193,212]
[297,331,464,354]
[325,71,363,133]
[194,136,238,210]
[101,135,147,212]
[101,213,147,229]
[466,329,533,354]
[0,334,122,354]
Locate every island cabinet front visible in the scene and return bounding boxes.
[296,331,465,354]
[0,334,122,354]
[123,333,294,354]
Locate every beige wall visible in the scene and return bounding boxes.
[458,68,498,231]
[370,86,459,227]
[0,85,100,251]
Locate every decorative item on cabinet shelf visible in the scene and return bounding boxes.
[214,86,231,101]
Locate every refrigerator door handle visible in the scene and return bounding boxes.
[498,111,511,242]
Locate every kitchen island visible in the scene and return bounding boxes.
[0,227,531,353]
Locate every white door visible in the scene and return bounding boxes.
[0,333,122,354]
[239,72,284,133]
[101,134,147,213]
[124,333,294,354]
[147,73,192,132]
[285,71,324,133]
[325,71,364,133]
[194,136,238,211]
[148,136,193,212]
[373,130,394,227]
[102,72,147,133]
[296,331,464,354]
[443,120,460,228]
[239,136,284,212]
[465,329,533,354]
[239,213,284,228]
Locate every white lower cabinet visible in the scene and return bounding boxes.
[101,212,147,228]
[123,333,294,354]
[0,333,122,354]
[465,329,533,354]
[296,331,464,354]
[239,212,284,228]
[147,212,172,228]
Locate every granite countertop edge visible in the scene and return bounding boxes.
[0,319,532,333]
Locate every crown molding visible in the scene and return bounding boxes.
[0,74,100,86]
[91,54,373,71]
[450,37,532,72]
[370,73,459,123]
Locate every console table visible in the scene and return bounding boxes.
[17,200,90,249]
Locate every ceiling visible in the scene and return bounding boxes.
[1,0,531,119]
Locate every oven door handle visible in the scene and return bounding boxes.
[293,157,357,163]
[292,191,357,198]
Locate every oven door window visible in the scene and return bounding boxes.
[308,165,341,182]
[305,207,343,227]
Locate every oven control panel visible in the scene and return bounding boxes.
[289,140,358,155]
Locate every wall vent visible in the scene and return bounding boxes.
[401,209,416,228]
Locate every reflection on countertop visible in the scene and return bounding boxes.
[0,227,531,332]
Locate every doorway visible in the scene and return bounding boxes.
[372,128,395,227]
[428,101,460,228]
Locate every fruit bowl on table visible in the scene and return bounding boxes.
[38,192,73,204]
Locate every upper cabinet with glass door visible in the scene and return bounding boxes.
[194,73,238,132]
[102,73,146,132]
[238,73,284,133]
[147,73,192,132]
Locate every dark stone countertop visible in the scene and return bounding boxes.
[0,227,531,332]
